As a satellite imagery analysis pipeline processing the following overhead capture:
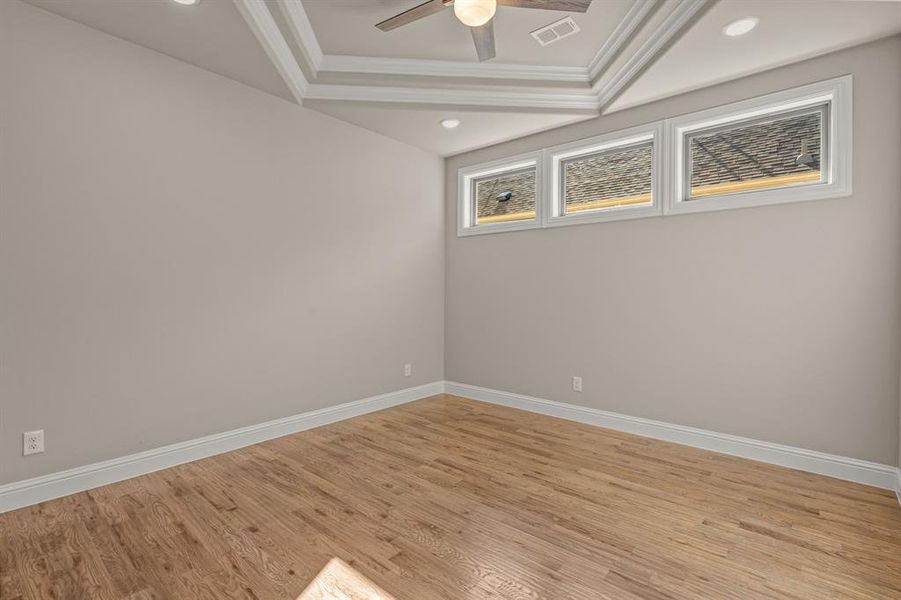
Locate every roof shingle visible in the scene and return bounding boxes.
[474,110,823,220]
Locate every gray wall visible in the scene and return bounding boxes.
[2,1,899,489]
[445,36,901,466]
[0,0,445,484]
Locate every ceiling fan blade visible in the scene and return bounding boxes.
[376,0,451,32]
[471,19,496,62]
[496,0,592,12]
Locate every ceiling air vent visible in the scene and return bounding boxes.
[530,16,581,47]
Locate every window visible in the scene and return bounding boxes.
[455,76,852,236]
[474,167,536,225]
[546,123,663,226]
[457,152,541,236]
[687,107,825,198]
[564,143,652,211]
[666,75,851,214]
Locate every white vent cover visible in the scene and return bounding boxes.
[530,16,581,46]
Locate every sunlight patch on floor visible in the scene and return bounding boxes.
[297,558,396,600]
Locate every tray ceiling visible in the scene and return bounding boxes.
[21,0,901,156]
[301,0,636,66]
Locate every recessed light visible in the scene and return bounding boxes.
[441,119,461,129]
[172,0,199,5]
[723,17,758,37]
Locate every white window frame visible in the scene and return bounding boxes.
[543,122,664,227]
[457,151,543,236]
[455,77,853,238]
[664,75,852,215]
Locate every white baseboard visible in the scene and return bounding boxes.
[445,381,900,492]
[5,380,898,514]
[896,470,901,507]
[0,381,444,514]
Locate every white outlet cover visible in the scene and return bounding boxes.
[572,376,583,392]
[23,429,44,455]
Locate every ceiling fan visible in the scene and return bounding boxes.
[375,0,593,62]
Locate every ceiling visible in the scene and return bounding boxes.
[21,0,901,156]
[305,101,592,156]
[610,0,901,111]
[24,0,294,102]
[302,0,635,66]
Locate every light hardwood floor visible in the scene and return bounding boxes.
[2,395,900,599]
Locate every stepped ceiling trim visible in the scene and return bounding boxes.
[586,0,659,79]
[234,0,309,101]
[318,55,592,82]
[594,0,707,107]
[276,0,323,71]
[305,84,600,110]
[234,0,710,112]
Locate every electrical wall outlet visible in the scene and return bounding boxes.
[572,376,583,392]
[23,430,44,456]
[404,363,412,377]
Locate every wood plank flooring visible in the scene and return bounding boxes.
[1,394,900,599]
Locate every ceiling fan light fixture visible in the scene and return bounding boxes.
[454,0,497,27]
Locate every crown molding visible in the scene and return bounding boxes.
[281,0,664,93]
[304,84,601,111]
[318,55,591,83]
[276,0,323,71]
[587,0,660,80]
[595,0,708,109]
[233,0,309,101]
[242,0,706,113]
